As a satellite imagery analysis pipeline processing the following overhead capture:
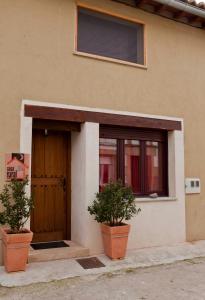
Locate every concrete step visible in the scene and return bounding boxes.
[28,240,89,263]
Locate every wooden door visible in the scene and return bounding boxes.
[31,129,71,243]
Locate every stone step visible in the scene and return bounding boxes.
[28,240,89,263]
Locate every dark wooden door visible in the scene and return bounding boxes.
[31,129,71,243]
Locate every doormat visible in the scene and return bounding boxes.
[31,241,70,250]
[76,257,105,269]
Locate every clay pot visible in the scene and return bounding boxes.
[1,228,33,272]
[101,223,130,259]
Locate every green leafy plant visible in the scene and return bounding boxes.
[88,181,141,226]
[0,179,34,233]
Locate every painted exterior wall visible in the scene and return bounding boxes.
[0,0,205,262]
[71,122,103,254]
[20,102,185,255]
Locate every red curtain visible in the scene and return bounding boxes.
[131,156,140,193]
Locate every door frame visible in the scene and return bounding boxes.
[20,103,101,252]
[32,119,78,240]
[31,126,72,241]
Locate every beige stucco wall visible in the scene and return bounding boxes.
[0,0,205,263]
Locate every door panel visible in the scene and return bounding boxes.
[31,129,70,243]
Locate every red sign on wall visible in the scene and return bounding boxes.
[5,153,29,181]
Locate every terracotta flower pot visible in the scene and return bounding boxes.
[101,223,130,259]
[1,228,33,272]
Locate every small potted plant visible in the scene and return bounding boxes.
[0,178,33,272]
[88,181,141,260]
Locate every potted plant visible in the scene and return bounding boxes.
[0,178,33,272]
[88,181,141,260]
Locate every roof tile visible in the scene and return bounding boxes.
[187,0,205,9]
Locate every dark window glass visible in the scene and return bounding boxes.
[125,140,141,194]
[145,141,163,193]
[99,127,168,196]
[99,138,117,191]
[77,7,144,65]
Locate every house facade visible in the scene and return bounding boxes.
[0,0,205,265]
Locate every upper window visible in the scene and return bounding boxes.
[99,126,168,197]
[77,7,145,65]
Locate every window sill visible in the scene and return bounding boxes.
[73,51,148,70]
[135,197,177,203]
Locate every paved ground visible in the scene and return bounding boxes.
[1,257,205,300]
[2,241,205,287]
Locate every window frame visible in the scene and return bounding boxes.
[99,125,168,197]
[75,4,147,69]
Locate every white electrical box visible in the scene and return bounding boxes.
[185,178,200,194]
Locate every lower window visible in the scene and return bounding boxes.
[99,126,168,196]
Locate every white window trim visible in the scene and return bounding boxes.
[135,197,177,203]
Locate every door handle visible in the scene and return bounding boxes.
[59,177,66,192]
